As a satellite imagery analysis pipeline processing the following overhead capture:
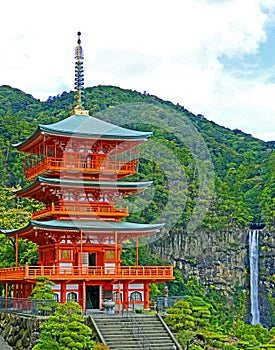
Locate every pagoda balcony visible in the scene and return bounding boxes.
[0,265,173,282]
[24,157,137,180]
[32,203,128,220]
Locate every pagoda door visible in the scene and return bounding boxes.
[86,286,100,309]
[89,253,96,266]
[81,252,96,272]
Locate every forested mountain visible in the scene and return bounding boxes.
[0,84,274,230]
[2,84,275,347]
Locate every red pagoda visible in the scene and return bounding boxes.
[0,32,173,311]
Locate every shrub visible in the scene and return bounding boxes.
[33,301,95,350]
[93,344,110,350]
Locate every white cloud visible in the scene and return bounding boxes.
[0,0,275,140]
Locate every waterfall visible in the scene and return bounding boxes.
[249,229,260,325]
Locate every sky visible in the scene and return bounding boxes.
[1,0,275,141]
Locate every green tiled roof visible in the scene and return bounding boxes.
[39,113,151,139]
[14,176,152,196]
[38,176,152,188]
[2,220,164,235]
[32,220,163,231]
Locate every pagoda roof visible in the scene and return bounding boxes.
[39,176,152,189]
[15,176,152,198]
[14,113,152,151]
[2,220,164,237]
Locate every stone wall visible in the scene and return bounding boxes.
[0,312,42,350]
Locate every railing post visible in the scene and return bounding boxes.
[25,264,29,277]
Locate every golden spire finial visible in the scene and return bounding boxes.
[71,31,89,115]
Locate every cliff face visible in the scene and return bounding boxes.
[154,227,275,327]
[259,229,275,327]
[157,227,248,291]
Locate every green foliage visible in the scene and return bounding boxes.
[121,242,165,266]
[231,321,273,346]
[92,343,110,350]
[184,295,218,331]
[29,276,57,314]
[166,300,195,331]
[0,84,274,230]
[29,276,56,300]
[33,301,95,350]
[167,299,275,349]
[166,273,204,298]
[1,85,275,348]
[0,186,38,271]
[204,283,248,331]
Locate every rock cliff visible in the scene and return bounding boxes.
[153,226,275,327]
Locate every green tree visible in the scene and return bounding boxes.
[29,276,57,315]
[33,301,95,350]
[185,296,218,330]
[165,300,195,331]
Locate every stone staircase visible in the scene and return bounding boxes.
[89,313,182,350]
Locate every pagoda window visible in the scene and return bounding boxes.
[86,155,92,168]
[105,250,115,261]
[130,291,142,301]
[79,155,86,167]
[113,292,122,301]
[63,193,74,200]
[67,292,77,302]
[61,249,72,261]
[46,145,55,157]
[53,293,59,302]
[64,152,75,164]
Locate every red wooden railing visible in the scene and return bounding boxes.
[25,157,137,180]
[32,203,128,219]
[0,265,173,281]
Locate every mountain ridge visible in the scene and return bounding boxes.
[0,84,274,228]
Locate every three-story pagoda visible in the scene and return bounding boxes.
[0,32,173,311]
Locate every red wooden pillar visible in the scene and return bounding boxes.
[82,280,86,311]
[22,283,27,298]
[144,283,150,310]
[123,282,129,311]
[136,237,139,266]
[114,231,118,266]
[15,233,19,267]
[61,282,66,303]
[117,282,121,313]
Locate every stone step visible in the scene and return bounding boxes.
[91,314,181,350]
[107,345,175,350]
